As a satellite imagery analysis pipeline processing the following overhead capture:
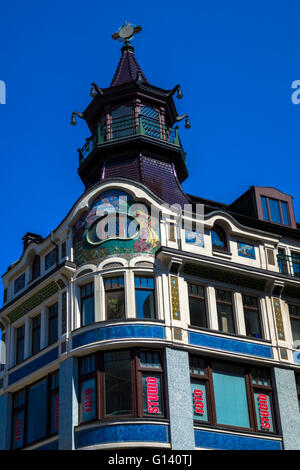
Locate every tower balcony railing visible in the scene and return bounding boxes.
[78,114,184,165]
[278,253,300,277]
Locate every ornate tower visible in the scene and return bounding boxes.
[71,22,191,207]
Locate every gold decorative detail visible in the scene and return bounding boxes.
[280,348,288,360]
[273,298,285,341]
[170,276,180,320]
[173,327,182,341]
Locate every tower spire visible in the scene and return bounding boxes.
[110,22,147,87]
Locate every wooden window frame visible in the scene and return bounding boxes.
[189,355,278,435]
[78,349,166,425]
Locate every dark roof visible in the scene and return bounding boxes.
[110,44,148,87]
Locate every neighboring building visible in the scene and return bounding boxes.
[1,24,300,451]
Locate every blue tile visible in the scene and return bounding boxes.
[73,324,165,349]
[34,439,59,450]
[189,331,273,359]
[8,347,59,385]
[194,429,282,450]
[76,423,170,449]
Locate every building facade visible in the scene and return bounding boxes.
[1,26,300,451]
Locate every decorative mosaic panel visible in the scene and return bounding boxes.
[72,324,165,349]
[173,327,182,340]
[237,241,256,260]
[170,276,181,320]
[183,263,266,291]
[7,281,59,323]
[189,331,273,359]
[280,348,288,360]
[185,230,204,247]
[273,298,285,341]
[75,424,170,449]
[194,429,282,450]
[73,190,160,266]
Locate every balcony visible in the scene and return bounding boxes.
[78,114,184,165]
[278,252,300,277]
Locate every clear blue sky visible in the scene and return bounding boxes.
[0,0,300,302]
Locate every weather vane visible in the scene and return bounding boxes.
[112,21,142,44]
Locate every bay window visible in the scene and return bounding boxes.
[190,355,277,434]
[78,349,165,424]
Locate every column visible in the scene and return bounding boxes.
[165,347,195,450]
[0,393,12,450]
[274,367,300,450]
[59,357,78,450]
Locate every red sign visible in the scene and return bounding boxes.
[193,389,205,415]
[15,418,23,442]
[84,388,93,413]
[258,394,271,430]
[146,377,160,414]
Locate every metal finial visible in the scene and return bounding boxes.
[112,21,142,43]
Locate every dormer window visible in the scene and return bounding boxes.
[261,196,290,225]
[211,225,228,252]
[254,187,296,228]
[31,255,40,281]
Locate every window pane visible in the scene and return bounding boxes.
[80,355,96,376]
[135,289,155,319]
[211,229,226,250]
[217,304,235,333]
[12,410,25,449]
[142,374,163,415]
[189,297,207,328]
[191,381,209,422]
[104,350,132,416]
[269,199,281,223]
[291,318,300,342]
[254,391,274,432]
[212,364,250,428]
[261,196,269,221]
[281,202,289,225]
[26,379,48,444]
[82,296,95,326]
[48,304,58,344]
[50,393,60,435]
[80,378,96,422]
[106,290,125,320]
[244,309,262,339]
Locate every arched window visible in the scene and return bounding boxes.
[31,255,40,281]
[211,225,228,252]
